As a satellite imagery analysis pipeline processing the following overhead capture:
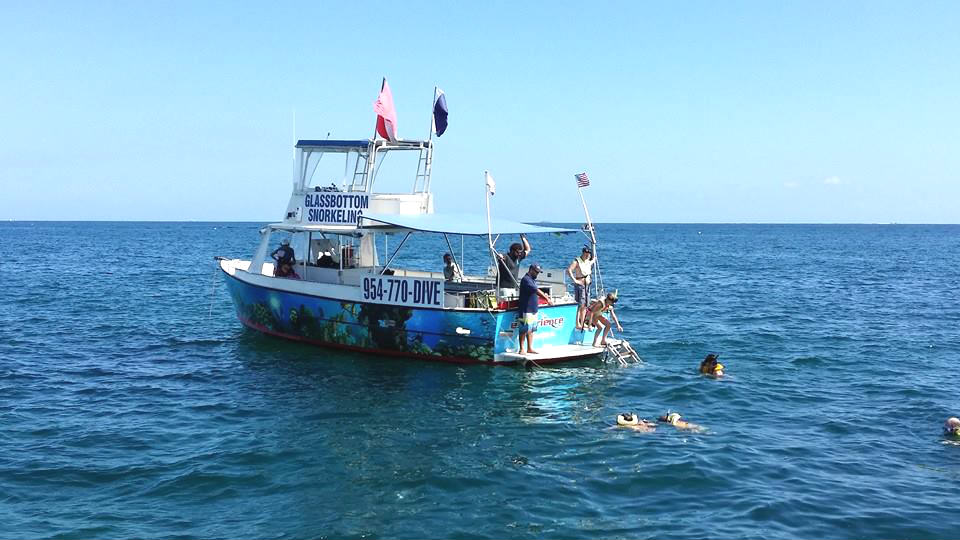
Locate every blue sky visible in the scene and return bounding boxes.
[1,1,958,223]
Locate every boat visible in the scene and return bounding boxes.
[218,93,636,365]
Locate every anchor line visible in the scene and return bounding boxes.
[208,257,223,320]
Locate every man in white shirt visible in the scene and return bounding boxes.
[566,246,595,329]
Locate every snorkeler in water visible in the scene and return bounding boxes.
[616,413,657,432]
[944,417,960,438]
[658,412,702,431]
[699,353,724,377]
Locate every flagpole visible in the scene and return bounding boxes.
[485,170,498,304]
[577,183,604,297]
[372,77,385,140]
[291,107,297,185]
[427,86,437,142]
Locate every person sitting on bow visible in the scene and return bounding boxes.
[275,260,301,279]
[271,238,296,277]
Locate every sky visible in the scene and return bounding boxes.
[1,1,958,223]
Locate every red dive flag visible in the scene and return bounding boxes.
[373,78,398,141]
[575,172,590,188]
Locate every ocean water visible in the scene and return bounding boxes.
[1,221,959,539]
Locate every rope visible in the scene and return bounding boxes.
[208,257,223,320]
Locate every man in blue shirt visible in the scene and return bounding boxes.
[271,238,296,277]
[517,263,553,354]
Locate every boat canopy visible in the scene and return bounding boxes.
[360,213,577,236]
[295,139,371,151]
[295,139,432,152]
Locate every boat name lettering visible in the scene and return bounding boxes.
[304,193,370,209]
[539,316,564,328]
[361,276,444,308]
[303,193,370,225]
[307,208,363,225]
[510,315,564,328]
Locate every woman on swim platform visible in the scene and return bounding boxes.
[588,291,623,348]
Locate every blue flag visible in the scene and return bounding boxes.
[433,90,448,137]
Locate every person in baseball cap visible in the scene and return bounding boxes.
[516,262,552,354]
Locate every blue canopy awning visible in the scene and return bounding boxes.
[361,213,576,236]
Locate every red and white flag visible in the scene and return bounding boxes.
[575,172,590,188]
[373,78,398,141]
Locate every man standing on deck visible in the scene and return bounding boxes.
[566,245,595,330]
[497,234,531,289]
[517,263,553,355]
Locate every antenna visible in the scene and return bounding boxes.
[290,107,298,186]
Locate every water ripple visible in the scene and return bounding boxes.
[2,222,960,538]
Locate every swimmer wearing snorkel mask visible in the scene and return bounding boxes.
[658,412,701,431]
[616,413,656,432]
[699,354,724,377]
[945,417,960,438]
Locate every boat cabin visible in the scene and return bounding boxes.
[235,138,575,312]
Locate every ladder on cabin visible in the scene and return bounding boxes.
[413,145,433,193]
[605,339,641,365]
[349,150,372,192]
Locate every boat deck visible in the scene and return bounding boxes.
[494,343,605,365]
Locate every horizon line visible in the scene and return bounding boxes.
[3,219,958,226]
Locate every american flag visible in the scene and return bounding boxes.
[575,172,590,188]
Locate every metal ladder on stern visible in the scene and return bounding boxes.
[604,339,641,365]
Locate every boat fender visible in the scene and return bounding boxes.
[617,413,640,426]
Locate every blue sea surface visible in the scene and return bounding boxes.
[1,222,959,539]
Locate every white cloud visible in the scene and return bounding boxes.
[824,176,841,185]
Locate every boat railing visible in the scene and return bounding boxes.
[230,257,573,311]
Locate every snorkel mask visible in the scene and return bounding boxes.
[659,412,682,425]
[617,413,640,426]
